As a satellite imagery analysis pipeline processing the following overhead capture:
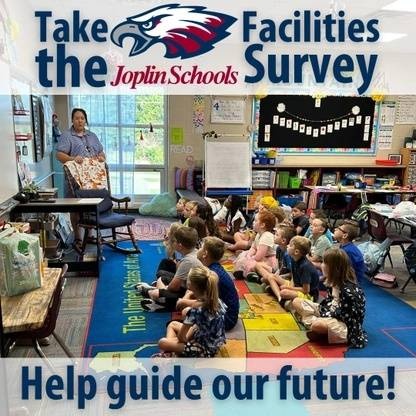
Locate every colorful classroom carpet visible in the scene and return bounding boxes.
[83,240,416,359]
[215,249,347,358]
[82,241,169,358]
[132,216,175,240]
[82,241,347,359]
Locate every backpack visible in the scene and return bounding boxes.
[357,238,391,276]
[351,203,371,235]
[351,202,371,222]
[404,242,416,276]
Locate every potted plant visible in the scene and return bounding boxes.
[22,182,40,200]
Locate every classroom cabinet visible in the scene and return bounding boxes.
[400,148,416,187]
[252,163,407,197]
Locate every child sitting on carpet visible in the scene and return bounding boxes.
[247,225,296,301]
[307,217,333,271]
[137,226,203,312]
[177,236,239,330]
[192,202,220,237]
[157,266,226,357]
[164,222,182,260]
[182,200,198,226]
[333,220,366,282]
[279,236,320,310]
[228,195,278,252]
[304,208,333,242]
[176,197,189,223]
[214,195,246,243]
[292,247,367,348]
[291,202,309,236]
[188,216,207,248]
[233,210,277,280]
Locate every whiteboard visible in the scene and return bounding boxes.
[211,98,246,124]
[205,140,251,189]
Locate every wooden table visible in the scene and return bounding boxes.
[0,268,63,357]
[1,268,61,334]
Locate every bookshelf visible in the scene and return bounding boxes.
[252,163,407,197]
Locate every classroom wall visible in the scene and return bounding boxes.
[55,95,416,195]
[167,95,253,192]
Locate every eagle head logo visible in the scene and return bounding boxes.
[110,4,236,59]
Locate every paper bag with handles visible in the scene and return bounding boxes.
[0,228,42,296]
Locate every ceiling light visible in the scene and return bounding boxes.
[382,0,416,12]
[379,32,407,42]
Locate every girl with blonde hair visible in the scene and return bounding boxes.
[157,266,226,357]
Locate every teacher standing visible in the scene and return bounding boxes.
[56,108,106,250]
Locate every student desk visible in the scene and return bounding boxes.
[10,198,103,277]
[0,268,61,357]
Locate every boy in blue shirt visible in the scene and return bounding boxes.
[177,236,239,330]
[333,220,366,282]
[282,236,320,310]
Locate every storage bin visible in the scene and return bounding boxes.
[278,195,303,207]
[289,177,302,188]
[252,157,260,165]
[278,171,290,188]
[259,157,268,165]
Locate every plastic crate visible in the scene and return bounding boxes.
[289,177,302,188]
[278,171,290,188]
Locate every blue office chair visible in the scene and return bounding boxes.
[63,163,141,255]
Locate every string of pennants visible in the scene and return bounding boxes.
[262,102,372,142]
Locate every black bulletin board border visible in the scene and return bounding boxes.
[257,95,375,151]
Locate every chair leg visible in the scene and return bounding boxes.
[400,274,416,293]
[97,230,105,261]
[80,231,88,255]
[52,331,74,358]
[387,251,393,268]
[128,225,142,254]
[32,339,54,372]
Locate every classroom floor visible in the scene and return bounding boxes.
[6,216,416,358]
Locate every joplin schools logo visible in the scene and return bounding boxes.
[110,4,236,59]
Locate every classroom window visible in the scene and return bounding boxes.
[70,94,167,199]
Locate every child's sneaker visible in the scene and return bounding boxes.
[141,299,167,312]
[233,270,244,280]
[151,351,174,358]
[246,272,261,284]
[135,282,154,297]
[306,331,329,344]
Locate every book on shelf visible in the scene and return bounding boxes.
[269,171,276,188]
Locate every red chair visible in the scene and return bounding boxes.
[323,194,361,229]
[367,210,413,267]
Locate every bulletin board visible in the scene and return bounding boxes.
[211,97,246,124]
[205,139,251,190]
[256,95,377,154]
